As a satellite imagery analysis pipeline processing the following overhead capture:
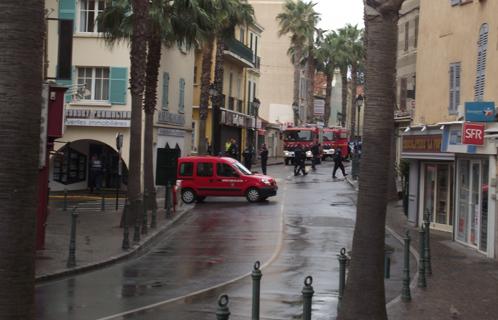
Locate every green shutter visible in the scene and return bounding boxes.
[179,78,185,113]
[59,0,76,21]
[162,72,170,111]
[109,67,128,105]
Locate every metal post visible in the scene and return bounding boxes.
[115,174,120,211]
[251,261,262,320]
[402,230,412,302]
[302,276,314,320]
[384,245,394,279]
[424,212,433,276]
[352,152,359,180]
[101,189,105,212]
[133,199,141,244]
[150,188,157,229]
[417,226,427,288]
[142,190,148,235]
[63,188,68,211]
[122,198,130,250]
[337,247,348,306]
[165,182,172,218]
[216,294,230,320]
[66,207,78,268]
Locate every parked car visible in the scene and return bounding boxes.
[177,156,278,203]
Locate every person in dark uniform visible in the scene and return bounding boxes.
[294,145,307,176]
[311,142,320,171]
[243,145,253,170]
[332,148,347,179]
[259,144,268,175]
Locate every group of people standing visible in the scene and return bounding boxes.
[242,143,268,175]
[293,142,347,179]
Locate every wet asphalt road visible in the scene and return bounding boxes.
[36,162,356,320]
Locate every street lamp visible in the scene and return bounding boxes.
[292,102,299,126]
[253,98,261,154]
[355,94,364,141]
[209,83,220,155]
[352,94,364,180]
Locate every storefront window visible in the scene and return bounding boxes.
[457,160,470,242]
[424,164,436,219]
[423,163,453,229]
[436,165,451,225]
[480,161,489,251]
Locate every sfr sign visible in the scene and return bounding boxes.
[462,122,485,145]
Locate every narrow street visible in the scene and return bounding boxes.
[35,162,356,320]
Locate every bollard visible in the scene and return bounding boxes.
[66,207,78,268]
[101,190,105,212]
[384,245,394,279]
[417,226,427,288]
[141,190,148,235]
[337,247,348,306]
[401,230,412,302]
[216,294,230,320]
[251,261,262,320]
[133,199,141,244]
[302,276,314,320]
[122,199,130,250]
[165,183,172,218]
[63,188,68,211]
[423,212,432,276]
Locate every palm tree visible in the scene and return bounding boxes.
[0,2,43,318]
[277,0,319,124]
[332,30,349,128]
[337,0,406,319]
[315,31,340,127]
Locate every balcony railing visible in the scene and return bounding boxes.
[224,37,254,67]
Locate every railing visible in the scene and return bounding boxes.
[224,37,254,66]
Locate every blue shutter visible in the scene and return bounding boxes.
[474,24,488,102]
[179,78,185,114]
[59,0,76,21]
[109,67,128,105]
[162,72,170,111]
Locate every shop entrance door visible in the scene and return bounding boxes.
[422,163,453,232]
[469,160,481,247]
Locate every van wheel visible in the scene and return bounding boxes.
[181,188,196,204]
[246,188,260,203]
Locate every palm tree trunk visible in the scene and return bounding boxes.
[323,72,333,127]
[350,63,358,139]
[198,40,214,155]
[306,48,315,123]
[143,35,161,211]
[340,67,348,128]
[213,37,225,153]
[293,47,302,125]
[337,2,401,319]
[0,2,43,318]
[128,0,148,225]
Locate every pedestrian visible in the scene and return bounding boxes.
[311,142,320,171]
[243,145,253,170]
[228,138,239,160]
[332,148,347,179]
[259,143,268,175]
[89,154,103,193]
[224,139,232,156]
[294,145,307,176]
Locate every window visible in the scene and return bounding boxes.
[400,78,407,110]
[180,162,193,176]
[449,62,461,114]
[179,78,185,113]
[162,72,170,110]
[197,162,213,177]
[77,67,109,101]
[474,23,488,101]
[228,72,233,97]
[79,0,105,33]
[414,16,419,48]
[217,163,238,177]
[404,22,409,51]
[240,28,245,43]
[450,0,461,5]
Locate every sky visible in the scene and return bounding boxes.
[315,0,364,32]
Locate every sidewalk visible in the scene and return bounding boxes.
[346,177,498,319]
[36,192,193,282]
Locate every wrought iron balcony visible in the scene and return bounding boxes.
[224,37,254,68]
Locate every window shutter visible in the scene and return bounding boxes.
[455,64,461,110]
[400,78,407,110]
[109,67,128,105]
[162,72,170,110]
[59,0,76,20]
[179,78,185,113]
[474,23,488,101]
[449,64,455,112]
[450,0,461,6]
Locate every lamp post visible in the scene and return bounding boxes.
[253,98,260,153]
[292,102,299,126]
[355,94,364,141]
[209,83,220,155]
[352,94,364,180]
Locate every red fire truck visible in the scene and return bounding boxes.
[321,127,350,160]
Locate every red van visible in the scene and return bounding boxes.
[177,156,278,203]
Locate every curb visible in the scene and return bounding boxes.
[343,176,420,307]
[35,204,194,284]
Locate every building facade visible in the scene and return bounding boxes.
[46,0,193,191]
[402,0,498,259]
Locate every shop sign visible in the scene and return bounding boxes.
[402,134,442,153]
[158,111,185,126]
[158,128,185,137]
[464,102,495,122]
[462,122,484,145]
[65,118,130,127]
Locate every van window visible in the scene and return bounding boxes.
[179,162,193,176]
[217,163,238,177]
[197,162,213,177]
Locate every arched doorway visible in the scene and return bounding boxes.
[50,139,128,191]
